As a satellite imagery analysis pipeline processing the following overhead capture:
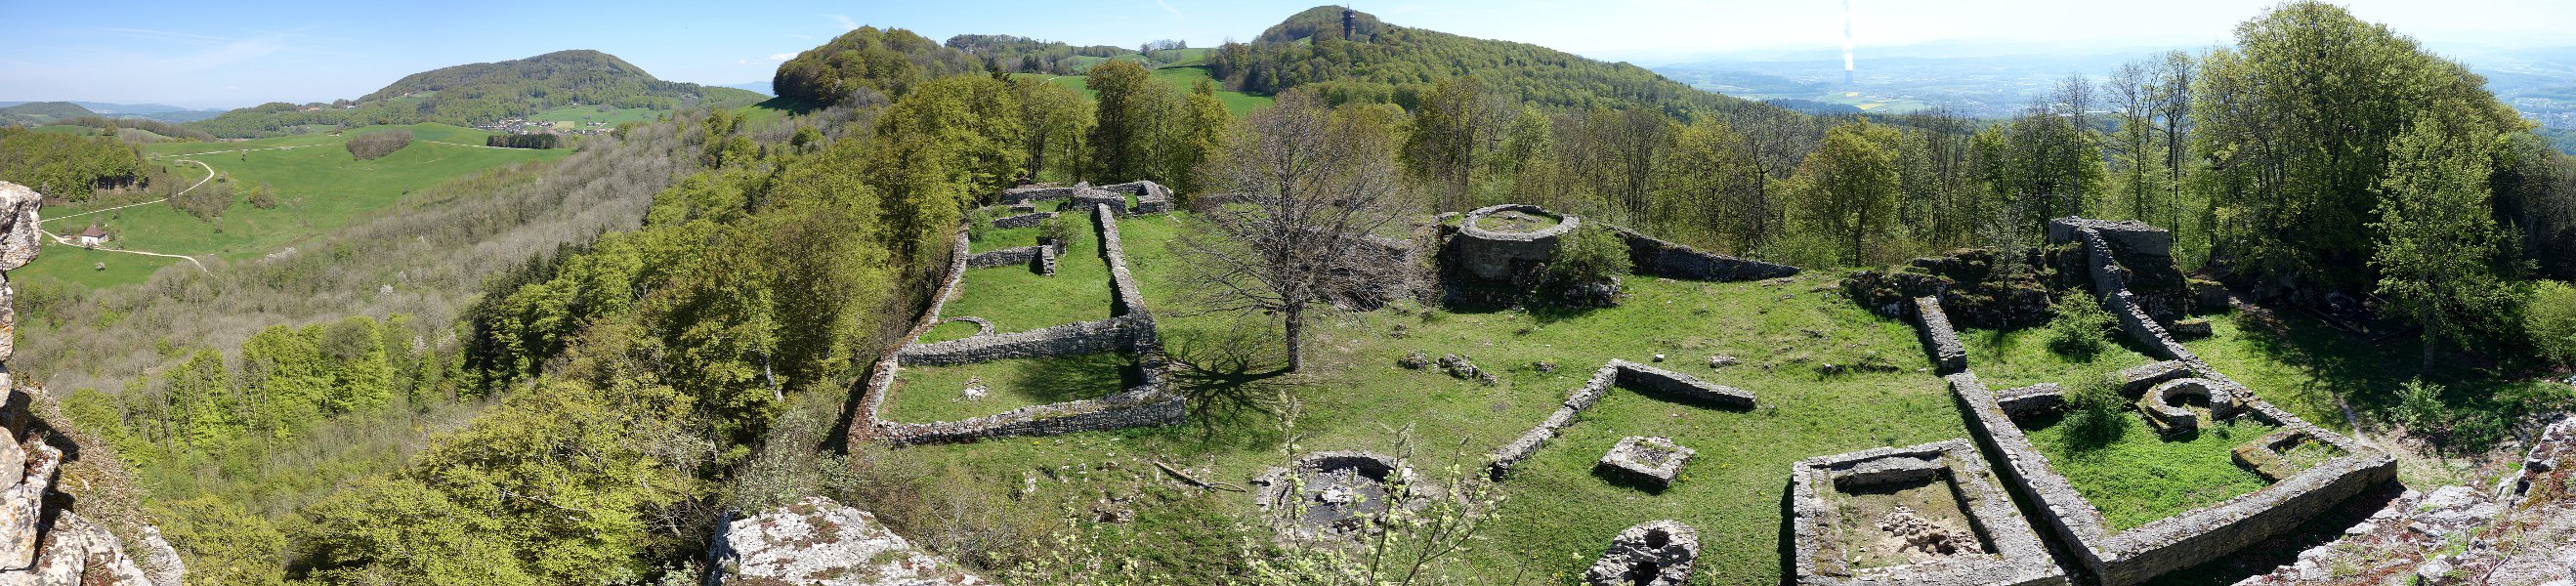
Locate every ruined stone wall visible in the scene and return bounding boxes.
[1450,204,1575,281]
[1487,359,1753,480]
[1789,439,2064,586]
[965,244,1056,273]
[1609,227,1799,282]
[999,185,1079,205]
[1923,217,2402,585]
[992,212,1055,229]
[858,203,1181,445]
[1912,297,1968,375]
[0,182,169,586]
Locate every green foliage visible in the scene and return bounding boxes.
[2060,373,2129,450]
[1207,7,1755,115]
[1789,120,1903,267]
[1542,225,1630,288]
[344,129,413,160]
[1038,212,1081,245]
[0,126,146,199]
[191,50,762,138]
[2046,294,2116,359]
[2193,1,2530,293]
[2372,106,2525,366]
[773,26,980,106]
[946,34,1133,75]
[2528,280,2576,367]
[154,496,290,586]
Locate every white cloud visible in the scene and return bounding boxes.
[768,53,794,62]
[1154,0,1184,20]
[828,14,858,31]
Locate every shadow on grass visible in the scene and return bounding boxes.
[1166,329,1294,450]
[1777,477,1798,586]
[2217,307,2573,452]
[1002,353,1135,405]
[1587,464,1669,495]
[2141,478,2405,586]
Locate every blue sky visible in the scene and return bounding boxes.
[3,0,2570,109]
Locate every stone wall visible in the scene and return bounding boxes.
[0,182,169,586]
[1450,204,1577,281]
[1931,217,2399,585]
[1487,359,1755,480]
[1912,297,1968,375]
[858,202,1181,446]
[992,211,1055,229]
[1609,227,1799,282]
[999,184,1079,205]
[1789,439,2064,586]
[965,244,1056,274]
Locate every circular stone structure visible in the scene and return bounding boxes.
[1584,520,1699,586]
[1250,450,1416,537]
[1452,203,1580,281]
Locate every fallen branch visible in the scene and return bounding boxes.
[1155,460,1246,492]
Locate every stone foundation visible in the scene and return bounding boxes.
[1584,521,1699,586]
[1450,204,1577,281]
[1597,437,1694,489]
[992,211,1055,229]
[1911,297,1968,375]
[859,203,1180,446]
[964,243,1058,274]
[1251,451,1415,539]
[1487,359,1754,480]
[1789,440,2062,586]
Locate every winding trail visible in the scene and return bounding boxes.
[37,159,213,272]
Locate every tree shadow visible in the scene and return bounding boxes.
[2140,478,2404,585]
[1004,353,1135,405]
[1165,329,1295,450]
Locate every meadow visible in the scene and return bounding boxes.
[19,123,569,288]
[1039,65,1275,116]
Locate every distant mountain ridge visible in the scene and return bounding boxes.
[1205,6,1761,114]
[190,49,766,138]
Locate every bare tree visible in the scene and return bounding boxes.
[1177,92,1412,372]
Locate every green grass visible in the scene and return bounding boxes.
[32,125,92,136]
[2022,413,2278,530]
[2179,309,2575,444]
[886,354,1134,423]
[883,212,1978,584]
[1961,326,2158,391]
[934,211,1111,334]
[917,319,987,345]
[527,105,662,126]
[10,245,173,288]
[17,124,568,289]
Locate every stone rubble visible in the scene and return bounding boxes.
[1584,520,1700,586]
[715,496,985,586]
[2234,417,2576,586]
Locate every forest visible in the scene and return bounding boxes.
[10,2,2576,584]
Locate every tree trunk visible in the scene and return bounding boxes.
[1284,304,1306,372]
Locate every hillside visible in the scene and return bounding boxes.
[1206,6,1759,114]
[771,26,984,106]
[0,101,98,125]
[190,50,766,138]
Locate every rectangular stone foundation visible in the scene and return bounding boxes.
[1791,439,2063,586]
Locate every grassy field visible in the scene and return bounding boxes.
[876,212,1989,584]
[1043,66,1275,117]
[1960,326,2159,391]
[2023,413,2277,530]
[19,123,569,289]
[925,210,1112,341]
[887,354,1134,423]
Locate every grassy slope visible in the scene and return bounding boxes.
[2023,414,2277,530]
[19,123,568,289]
[528,105,663,125]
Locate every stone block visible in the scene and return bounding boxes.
[1609,359,1755,410]
[1913,297,1967,374]
[2119,361,2194,398]
[1597,436,1693,489]
[2171,317,2213,339]
[1584,521,1698,586]
[1996,383,2065,418]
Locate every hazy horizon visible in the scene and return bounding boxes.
[3,0,2571,109]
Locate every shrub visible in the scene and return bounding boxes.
[2046,292,2115,360]
[2527,280,2576,367]
[1542,226,1631,306]
[346,129,413,160]
[1038,214,1080,246]
[2062,373,2128,450]
[249,183,277,209]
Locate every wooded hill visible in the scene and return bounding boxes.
[190,50,766,138]
[1206,6,1762,115]
[0,101,98,125]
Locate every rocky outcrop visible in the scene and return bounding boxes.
[2236,417,2576,586]
[714,496,984,586]
[0,182,172,586]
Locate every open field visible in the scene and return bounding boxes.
[19,123,569,289]
[527,104,663,125]
[888,353,1134,423]
[1043,65,1275,116]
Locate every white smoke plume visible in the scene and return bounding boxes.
[1842,0,1856,73]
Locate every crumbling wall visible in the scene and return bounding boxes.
[1912,297,1969,374]
[1487,359,1753,480]
[1610,227,1798,282]
[860,203,1181,445]
[965,243,1057,274]
[1789,439,2064,586]
[1449,204,1576,281]
[992,211,1055,229]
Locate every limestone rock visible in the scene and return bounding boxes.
[1584,521,1697,586]
[0,440,60,569]
[719,496,984,586]
[0,183,38,272]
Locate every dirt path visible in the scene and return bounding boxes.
[39,158,213,272]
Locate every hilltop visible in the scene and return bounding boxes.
[190,50,766,138]
[1206,6,1760,113]
[0,101,97,125]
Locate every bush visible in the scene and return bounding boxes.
[1540,226,1631,307]
[2528,280,2576,367]
[1038,214,1081,246]
[2062,373,2128,450]
[2046,293,2115,360]
[346,129,413,160]
[249,182,277,209]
